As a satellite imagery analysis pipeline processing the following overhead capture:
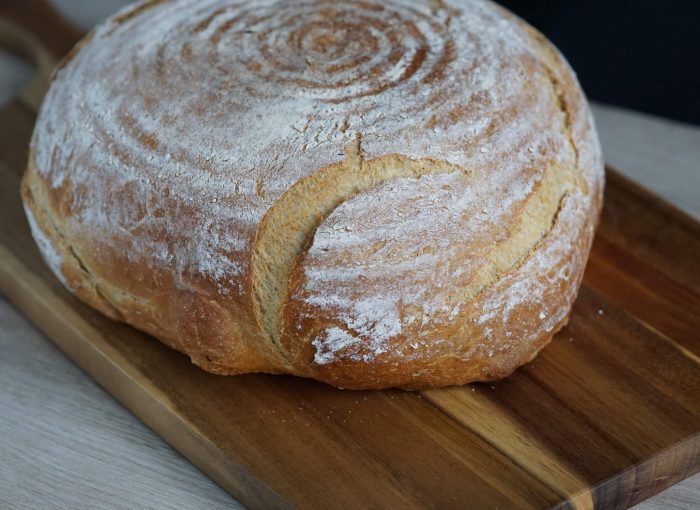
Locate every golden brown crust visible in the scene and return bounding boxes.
[23,0,604,390]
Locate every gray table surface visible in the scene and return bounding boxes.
[1,3,699,508]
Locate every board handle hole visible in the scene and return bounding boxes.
[0,47,35,107]
[0,19,55,111]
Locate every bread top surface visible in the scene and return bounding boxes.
[27,0,604,386]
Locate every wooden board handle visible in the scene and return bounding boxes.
[0,0,82,112]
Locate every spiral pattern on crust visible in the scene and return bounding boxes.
[172,0,455,102]
[32,0,591,307]
[32,0,573,292]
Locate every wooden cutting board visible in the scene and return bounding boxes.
[1,3,699,509]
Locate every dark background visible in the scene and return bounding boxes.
[499,0,700,126]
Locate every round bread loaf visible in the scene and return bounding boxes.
[22,0,604,389]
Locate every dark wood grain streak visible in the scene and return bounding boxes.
[596,172,700,294]
[585,236,700,356]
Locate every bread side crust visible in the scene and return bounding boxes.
[22,0,604,389]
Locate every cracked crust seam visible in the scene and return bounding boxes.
[544,66,580,169]
[250,132,465,360]
[252,126,574,366]
[441,62,582,309]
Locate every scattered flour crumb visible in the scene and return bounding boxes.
[312,327,358,364]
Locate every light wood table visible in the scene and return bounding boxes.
[0,26,698,506]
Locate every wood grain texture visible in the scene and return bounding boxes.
[0,95,699,510]
[0,296,237,510]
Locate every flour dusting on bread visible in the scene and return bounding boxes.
[24,0,604,389]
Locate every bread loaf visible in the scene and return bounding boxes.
[22,0,604,389]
